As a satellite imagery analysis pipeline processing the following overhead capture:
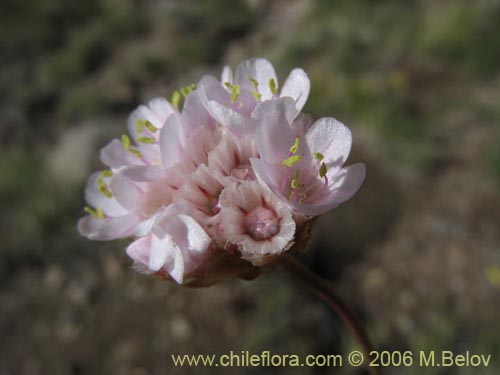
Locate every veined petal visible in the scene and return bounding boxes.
[160,113,185,168]
[110,174,145,212]
[126,236,151,266]
[149,234,169,271]
[280,68,310,113]
[327,163,366,203]
[251,96,297,125]
[294,163,366,216]
[164,242,185,284]
[148,97,177,127]
[183,90,216,131]
[250,158,287,200]
[117,165,167,182]
[305,117,352,172]
[253,99,296,164]
[178,214,211,255]
[100,139,144,168]
[84,172,127,217]
[235,58,278,100]
[207,100,248,133]
[78,212,140,240]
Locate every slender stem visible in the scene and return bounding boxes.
[279,253,381,375]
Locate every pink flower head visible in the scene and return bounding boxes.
[78,58,365,286]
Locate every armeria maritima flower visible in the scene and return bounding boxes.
[78,58,365,286]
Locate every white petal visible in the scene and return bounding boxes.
[235,58,278,100]
[148,97,176,128]
[305,117,352,172]
[251,96,297,125]
[280,68,310,113]
[149,234,169,271]
[84,172,127,217]
[221,65,233,85]
[178,214,211,255]
[126,236,151,266]
[160,113,185,168]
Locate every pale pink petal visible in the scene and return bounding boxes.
[110,174,145,212]
[78,212,140,240]
[117,165,167,182]
[164,243,185,284]
[126,236,151,266]
[235,58,278,100]
[160,113,185,168]
[305,117,352,172]
[250,158,286,198]
[100,139,144,168]
[327,163,366,203]
[253,99,296,164]
[294,164,366,216]
[84,172,127,217]
[149,234,169,271]
[251,96,297,125]
[148,98,176,127]
[207,100,248,133]
[182,90,216,131]
[178,214,211,255]
[280,68,310,112]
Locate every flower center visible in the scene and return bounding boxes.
[244,207,279,241]
[231,163,256,181]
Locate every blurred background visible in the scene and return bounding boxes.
[1,0,500,374]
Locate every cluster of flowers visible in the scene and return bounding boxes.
[78,58,365,286]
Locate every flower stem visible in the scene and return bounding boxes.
[279,253,381,375]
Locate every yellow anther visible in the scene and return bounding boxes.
[290,170,301,190]
[319,162,327,178]
[144,120,157,133]
[269,78,277,95]
[129,149,143,159]
[136,119,157,133]
[230,84,240,103]
[101,170,113,178]
[282,155,302,167]
[121,134,142,158]
[97,178,113,198]
[171,90,181,108]
[84,206,105,220]
[289,137,300,154]
[314,152,325,161]
[248,76,259,88]
[121,134,131,150]
[224,82,240,103]
[137,136,155,144]
[252,91,262,100]
[180,83,196,98]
